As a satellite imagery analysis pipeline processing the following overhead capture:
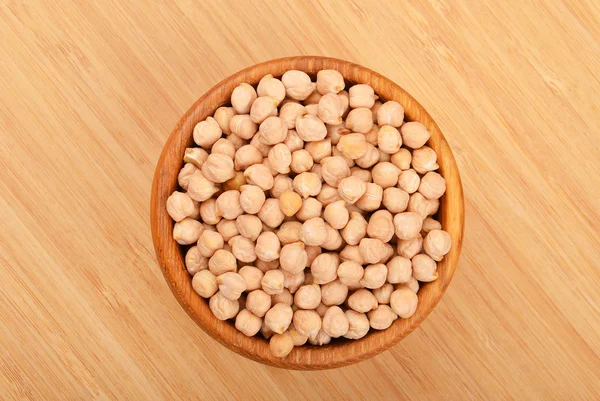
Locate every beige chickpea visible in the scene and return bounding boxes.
[277,221,303,244]
[303,89,322,105]
[401,121,431,148]
[173,218,203,245]
[217,272,247,300]
[282,269,305,294]
[235,309,262,337]
[339,244,365,265]
[279,242,308,274]
[349,84,377,108]
[300,217,327,246]
[382,187,409,213]
[269,333,294,357]
[310,253,339,284]
[337,260,364,286]
[305,245,322,267]
[229,114,258,140]
[279,103,306,129]
[213,106,236,134]
[199,198,220,225]
[294,284,322,309]
[305,139,332,163]
[364,124,379,145]
[244,164,274,191]
[231,83,257,114]
[209,291,240,320]
[185,246,208,275]
[350,167,371,182]
[407,192,429,219]
[368,305,398,330]
[393,212,423,240]
[355,143,379,169]
[292,172,322,199]
[337,176,366,204]
[202,153,235,183]
[355,182,383,211]
[250,96,278,124]
[331,147,355,168]
[284,129,304,152]
[426,198,440,216]
[215,190,243,220]
[257,74,286,103]
[317,93,344,124]
[184,148,209,169]
[322,306,349,338]
[238,266,264,291]
[192,270,218,298]
[223,171,246,192]
[348,289,378,313]
[423,229,452,261]
[211,138,236,160]
[167,191,195,222]
[208,249,237,275]
[235,214,262,241]
[381,243,395,264]
[412,254,438,282]
[293,310,322,338]
[227,132,246,150]
[316,184,341,206]
[360,263,388,289]
[273,288,294,306]
[365,211,393,243]
[371,162,401,189]
[370,100,382,123]
[398,169,420,194]
[290,149,313,174]
[267,144,291,174]
[258,198,285,228]
[391,148,412,170]
[187,171,219,202]
[378,125,402,154]
[193,117,222,149]
[327,123,350,145]
[419,172,446,200]
[287,324,308,346]
[376,101,404,127]
[197,230,224,258]
[258,116,287,145]
[279,190,303,217]
[228,235,257,263]
[255,231,281,262]
[265,302,294,334]
[234,145,263,170]
[390,288,418,318]
[345,108,373,134]
[269,175,293,199]
[320,156,350,188]
[336,133,368,159]
[322,223,343,251]
[281,70,315,100]
[246,289,272,317]
[422,217,442,235]
[320,280,348,306]
[316,69,344,94]
[358,237,388,264]
[412,146,439,174]
[260,320,274,339]
[373,283,394,304]
[304,104,318,116]
[239,185,266,215]
[344,310,370,339]
[386,256,412,284]
[397,231,422,258]
[261,269,285,295]
[323,200,349,230]
[340,212,367,246]
[295,114,327,142]
[295,197,323,221]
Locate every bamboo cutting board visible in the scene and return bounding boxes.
[0,1,598,400]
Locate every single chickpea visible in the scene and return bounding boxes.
[192,270,218,298]
[391,148,412,170]
[284,129,304,152]
[344,310,370,339]
[317,93,344,124]
[279,190,303,217]
[340,212,368,245]
[228,235,257,263]
[229,114,258,140]
[412,254,438,282]
[322,306,349,338]
[372,162,401,189]
[320,156,351,187]
[398,169,420,194]
[283,269,305,293]
[316,69,344,94]
[426,198,440,216]
[197,230,224,258]
[305,245,322,267]
[223,171,246,191]
[270,174,293,198]
[279,103,307,129]
[202,153,235,183]
[386,256,412,283]
[279,242,308,274]
[305,138,332,162]
[277,221,303,244]
[337,176,367,204]
[294,284,322,309]
[337,261,364,286]
[355,182,383,211]
[167,191,195,222]
[173,218,203,245]
[258,116,287,145]
[373,283,394,304]
[348,289,378,313]
[322,223,344,251]
[217,272,247,300]
[211,138,236,160]
[184,148,209,169]
[244,164,274,191]
[238,266,264,291]
[265,303,294,333]
[366,210,395,242]
[295,114,327,141]
[281,70,315,100]
[257,74,286,103]
[250,96,278,124]
[228,132,246,149]
[246,289,272,317]
[301,217,328,246]
[370,101,382,123]
[423,229,452,261]
[310,253,339,284]
[368,305,398,330]
[321,280,348,306]
[231,83,257,114]
[234,145,263,170]
[401,121,431,148]
[258,198,285,228]
[266,144,292,174]
[376,101,404,127]
[345,108,374,134]
[317,184,342,206]
[209,291,240,320]
[273,288,294,305]
[235,309,262,337]
[193,117,222,149]
[239,185,266,215]
[288,324,309,346]
[293,310,322,338]
[215,190,243,220]
[199,198,220,225]
[331,147,355,168]
[381,243,395,264]
[390,288,418,318]
[349,84,377,108]
[393,212,423,240]
[185,246,208,275]
[214,106,236,134]
[290,149,313,174]
[327,123,350,145]
[235,214,262,241]
[383,187,409,213]
[365,124,379,145]
[378,125,402,154]
[187,171,219,202]
[269,333,294,357]
[292,172,322,199]
[418,172,447,200]
[355,143,380,169]
[304,104,318,116]
[261,269,285,295]
[323,200,349,230]
[337,133,368,159]
[350,167,372,182]
[360,263,388,289]
[308,329,332,346]
[422,217,442,235]
[412,146,439,174]
[208,249,237,275]
[407,192,429,219]
[255,232,281,262]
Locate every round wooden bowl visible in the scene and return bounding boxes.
[150,56,464,370]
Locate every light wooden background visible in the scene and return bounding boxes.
[1,1,598,400]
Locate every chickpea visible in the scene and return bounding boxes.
[277,221,303,244]
[249,133,272,157]
[349,84,377,109]
[393,212,423,240]
[371,162,401,189]
[360,263,388,289]
[391,148,412,170]
[279,242,308,274]
[327,123,350,145]
[288,324,308,346]
[373,283,394,304]
[266,144,292,174]
[390,288,418,318]
[348,289,378,313]
[281,70,315,100]
[269,333,294,358]
[407,192,429,219]
[244,164,274,191]
[233,309,262,337]
[305,104,318,116]
[296,197,323,223]
[279,190,303,216]
[213,106,236,134]
[210,138,236,160]
[294,284,322,309]
[223,171,246,191]
[355,182,383,212]
[265,303,294,334]
[336,133,368,159]
[257,74,286,103]
[368,305,398,330]
[192,270,218,298]
[317,93,344,124]
[364,210,394,242]
[209,291,240,320]
[344,310,370,339]
[207,248,237,276]
[234,214,261,241]
[422,217,442,235]
[315,302,328,317]
[316,69,344,94]
[310,252,339,284]
[270,175,293,199]
[273,288,294,306]
[255,259,280,273]
[322,223,344,251]
[412,254,438,282]
[323,200,349,230]
[295,114,327,141]
[301,217,327,246]
[173,218,203,245]
[398,169,420,194]
[197,230,224,258]
[320,156,351,187]
[228,235,257,263]
[216,272,247,300]
[257,198,285,228]
[364,124,379,145]
[337,176,367,204]
[322,306,349,338]
[370,101,382,123]
[423,229,452,261]
[214,190,243,220]
[418,172,446,200]
[305,138,332,162]
[238,185,265,215]
[229,114,258,140]
[199,198,220,225]
[246,289,272,317]
[230,83,257,114]
[338,90,350,117]
[293,310,322,338]
[185,246,208,275]
[234,145,263,170]
[280,103,306,129]
[187,171,219,202]
[259,116,288,145]
[383,187,409,213]
[317,184,342,206]
[303,90,322,105]
[340,212,368,245]
[386,256,412,284]
[238,266,264,291]
[355,143,379,169]
[250,96,278,124]
[305,245,322,267]
[284,129,304,152]
[308,329,332,346]
[292,172,322,199]
[426,198,440,216]
[412,146,439,174]
[321,280,348,306]
[193,117,222,149]
[400,121,431,148]
[288,150,312,175]
[376,101,404,127]
[350,167,371,182]
[260,320,274,339]
[184,147,209,169]
[167,191,196,222]
[331,147,355,168]
[283,268,305,292]
[345,108,373,134]
[261,269,285,295]
[201,153,235,183]
[255,231,281,262]
[337,260,364,286]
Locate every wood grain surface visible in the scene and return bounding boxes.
[0,0,598,399]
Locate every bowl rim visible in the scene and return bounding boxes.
[150,56,464,370]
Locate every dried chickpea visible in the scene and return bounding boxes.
[229,235,257,263]
[289,150,312,174]
[187,171,219,201]
[370,101,382,123]
[373,283,394,304]
[338,90,350,117]
[301,217,328,246]
[223,171,246,191]
[355,143,380,168]
[260,320,274,339]
[214,106,236,134]
[235,309,262,337]
[344,310,370,339]
[337,133,368,159]
[305,104,318,116]
[339,245,364,265]
[355,182,383,211]
[288,324,308,346]
[331,147,355,168]
[246,289,272,317]
[365,125,379,145]
[193,117,222,149]
[423,229,452,261]
[231,83,257,114]
[393,212,423,240]
[349,84,377,109]
[310,252,339,284]
[382,187,409,213]
[292,172,322,198]
[273,289,294,305]
[327,123,350,145]
[360,263,388,289]
[234,145,263,170]
[185,246,208,275]
[322,223,343,251]
[316,69,345,94]
[228,133,246,152]
[315,302,328,317]
[348,289,378,313]
[305,245,322,267]
[279,190,303,217]
[244,164,274,191]
[376,125,401,154]
[401,121,431,148]
[209,291,240,320]
[211,138,236,160]
[303,90,322,105]
[419,172,447,200]
[398,169,420,194]
[167,191,196,222]
[295,114,327,142]
[235,214,262,241]
[202,153,235,183]
[377,101,404,127]
[340,212,367,245]
[255,231,281,262]
[368,305,398,330]
[250,96,278,124]
[345,108,374,133]
[281,70,315,100]
[197,230,224,258]
[407,192,430,219]
[321,156,351,187]
[282,270,305,294]
[267,175,291,199]
[386,256,412,284]
[266,144,291,174]
[173,218,203,245]
[315,184,340,206]
[317,93,344,125]
[284,129,304,152]
[412,146,439,174]
[184,148,209,169]
[215,190,243,220]
[324,200,349,230]
[390,288,418,318]
[192,270,218,298]
[322,306,349,338]
[265,303,294,334]
[337,176,367,204]
[391,148,412,170]
[371,162,401,188]
[261,269,285,295]
[276,241,307,274]
[229,114,258,140]
[366,210,395,242]
[294,284,322,309]
[277,221,303,244]
[350,167,371,182]
[217,272,247,300]
[255,259,280,273]
[321,280,348,306]
[280,103,306,129]
[422,217,442,234]
[238,266,264,291]
[238,185,266,215]
[208,249,237,275]
[257,74,286,103]
[293,310,322,338]
[295,197,322,222]
[412,254,438,282]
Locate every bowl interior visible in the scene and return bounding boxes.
[150,56,464,370]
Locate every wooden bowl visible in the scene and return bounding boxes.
[150,56,464,370]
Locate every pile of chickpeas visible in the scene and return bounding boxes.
[167,70,451,358]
